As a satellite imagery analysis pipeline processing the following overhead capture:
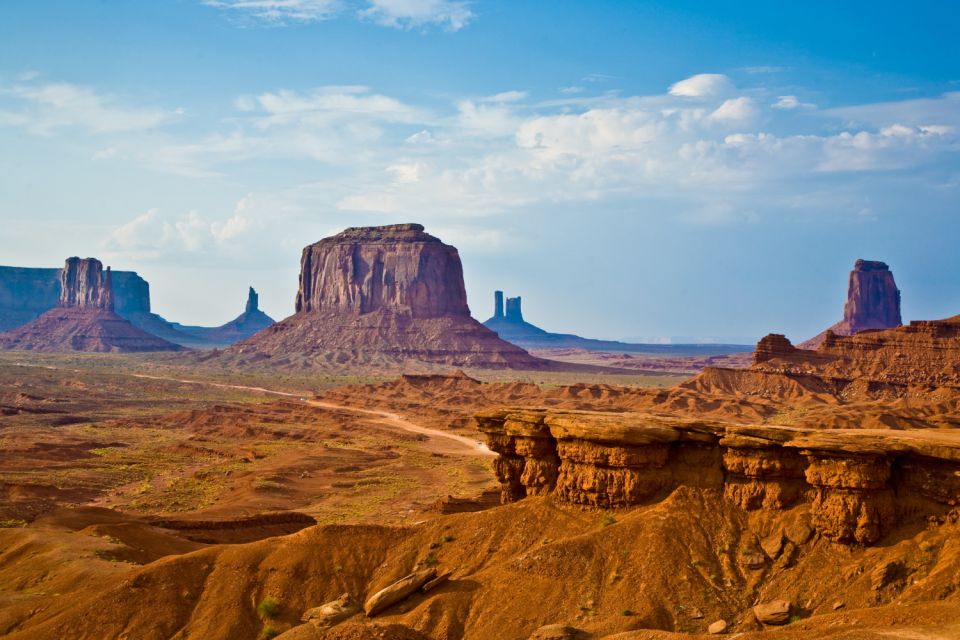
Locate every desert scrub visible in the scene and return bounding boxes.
[0,519,27,528]
[258,625,280,640]
[441,534,455,543]
[256,596,281,619]
[599,512,617,527]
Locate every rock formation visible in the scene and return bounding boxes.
[0,258,182,353]
[230,224,548,369]
[477,407,960,545]
[0,264,273,348]
[801,259,902,348]
[483,290,752,356]
[0,265,152,332]
[174,287,275,345]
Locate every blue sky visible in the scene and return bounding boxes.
[1,0,958,342]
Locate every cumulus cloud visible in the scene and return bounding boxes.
[88,72,959,233]
[0,81,178,135]
[707,97,757,123]
[360,0,473,31]
[668,73,733,98]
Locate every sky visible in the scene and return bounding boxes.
[1,0,958,343]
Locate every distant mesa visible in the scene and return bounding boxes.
[0,257,183,353]
[484,290,751,355]
[230,223,548,369]
[800,259,902,349]
[0,264,274,348]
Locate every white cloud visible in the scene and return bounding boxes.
[668,73,733,98]
[772,95,816,110]
[359,0,473,31]
[480,90,528,103]
[0,81,177,135]
[707,97,757,123]
[201,0,340,24]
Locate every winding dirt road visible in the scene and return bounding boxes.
[12,363,495,457]
[130,372,496,457]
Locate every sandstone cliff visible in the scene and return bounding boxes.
[230,224,548,369]
[477,407,960,545]
[801,259,902,348]
[0,258,182,353]
[295,224,469,318]
[0,266,151,331]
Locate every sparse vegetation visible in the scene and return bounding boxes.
[256,596,281,619]
[424,552,439,566]
[600,512,617,527]
[622,609,635,616]
[442,534,455,543]
[258,625,280,640]
[0,519,27,528]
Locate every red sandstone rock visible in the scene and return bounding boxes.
[295,224,469,318]
[232,224,549,369]
[0,258,182,353]
[801,259,902,348]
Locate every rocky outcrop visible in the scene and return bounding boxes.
[230,225,548,369]
[483,290,753,358]
[0,266,151,331]
[753,334,798,364]
[801,259,902,348]
[477,408,960,545]
[171,287,275,346]
[59,257,113,309]
[0,258,182,353]
[295,224,469,318]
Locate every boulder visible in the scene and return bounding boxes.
[753,600,791,625]
[301,593,361,627]
[364,568,436,616]
[707,619,728,634]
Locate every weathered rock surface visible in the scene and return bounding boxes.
[300,593,361,628]
[364,568,436,616]
[0,265,152,331]
[295,224,468,318]
[0,258,182,353]
[801,259,902,348]
[753,600,792,625]
[477,407,960,545]
[231,225,549,369]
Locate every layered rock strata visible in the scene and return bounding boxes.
[232,224,548,368]
[0,258,182,353]
[477,408,960,545]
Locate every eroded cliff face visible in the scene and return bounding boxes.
[801,259,902,348]
[0,266,151,331]
[294,224,470,319]
[477,408,960,545]
[59,257,113,310]
[231,224,548,369]
[0,258,182,353]
[841,260,902,333]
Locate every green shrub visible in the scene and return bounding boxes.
[622,609,635,616]
[256,596,281,619]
